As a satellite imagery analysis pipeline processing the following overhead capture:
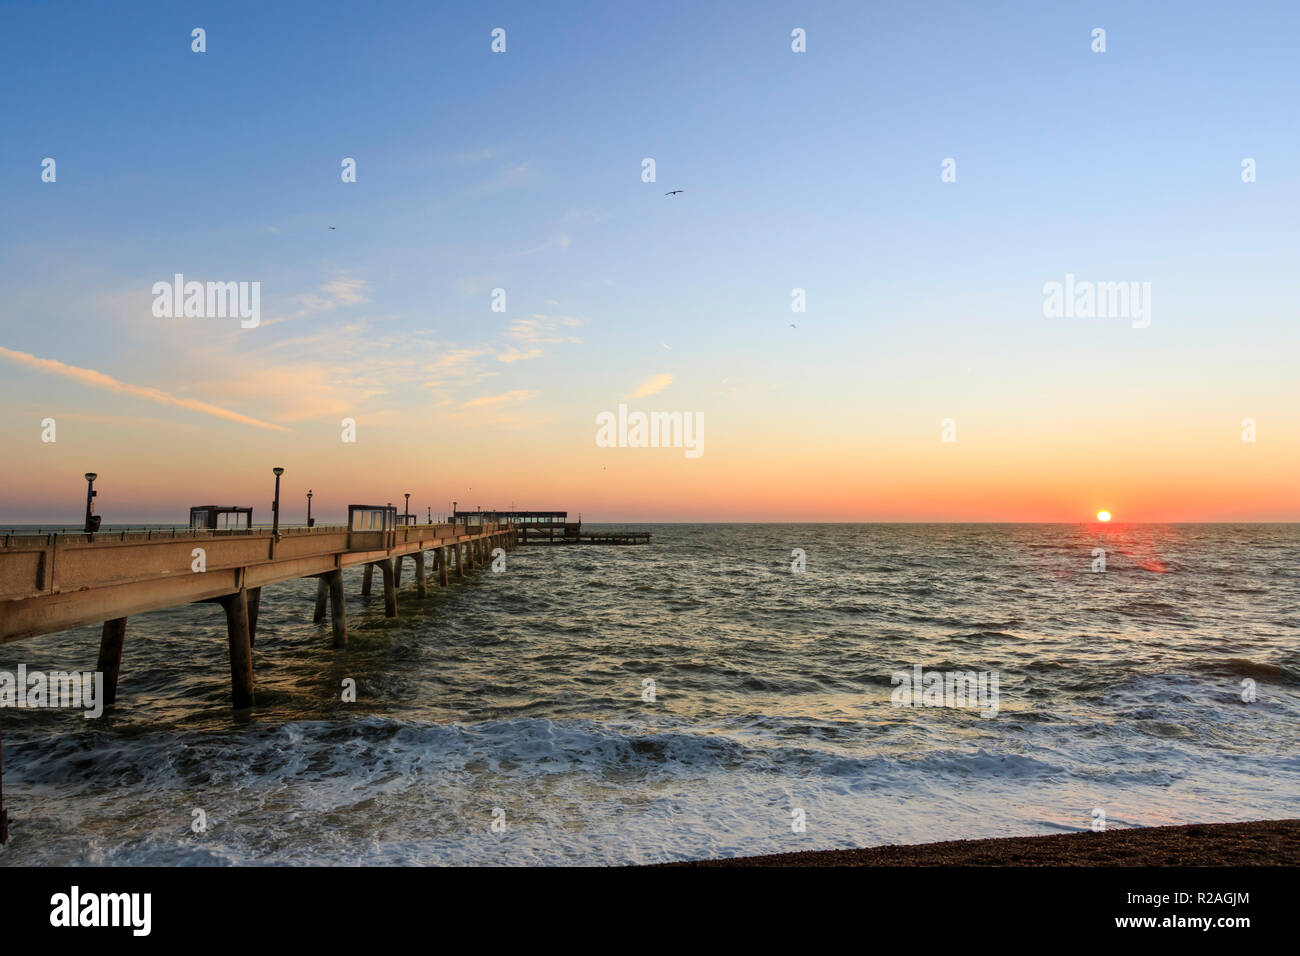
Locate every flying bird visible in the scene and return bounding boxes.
[664,190,684,196]
[328,226,336,230]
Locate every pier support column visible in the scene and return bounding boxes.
[455,544,465,577]
[327,569,347,648]
[380,559,398,617]
[362,563,374,596]
[415,551,427,597]
[314,577,329,622]
[395,555,403,589]
[219,589,255,710]
[247,587,261,647]
[96,616,128,707]
[438,547,450,586]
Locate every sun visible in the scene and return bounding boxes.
[1097,511,1111,522]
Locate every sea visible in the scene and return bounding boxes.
[1,523,1297,865]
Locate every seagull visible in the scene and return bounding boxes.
[664,190,684,196]
[790,323,797,328]
[328,226,336,230]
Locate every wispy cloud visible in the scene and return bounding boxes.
[494,314,583,363]
[628,372,673,399]
[318,278,367,305]
[260,277,370,327]
[0,345,287,431]
[462,389,538,408]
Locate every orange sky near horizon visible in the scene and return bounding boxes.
[2,388,1295,524]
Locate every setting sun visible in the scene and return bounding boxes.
[1097,511,1112,522]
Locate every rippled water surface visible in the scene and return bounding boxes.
[2,523,1297,865]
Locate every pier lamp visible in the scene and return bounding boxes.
[271,467,285,540]
[404,492,410,523]
[307,489,314,528]
[83,473,101,534]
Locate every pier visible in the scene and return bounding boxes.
[0,511,519,842]
[0,485,654,841]
[454,510,651,546]
[0,516,516,691]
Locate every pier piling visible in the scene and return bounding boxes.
[439,547,450,586]
[327,569,347,648]
[95,616,128,707]
[415,551,427,597]
[219,589,255,709]
[380,559,398,618]
[362,563,373,596]
[314,577,329,622]
[247,587,261,647]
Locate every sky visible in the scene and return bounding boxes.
[1,0,1297,523]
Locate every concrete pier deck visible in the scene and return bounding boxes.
[0,521,516,695]
[0,522,513,643]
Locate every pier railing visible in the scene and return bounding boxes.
[0,524,350,547]
[0,522,508,643]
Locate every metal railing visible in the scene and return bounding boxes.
[0,524,348,548]
[0,521,507,549]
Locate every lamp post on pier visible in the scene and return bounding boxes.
[271,467,285,541]
[404,492,410,525]
[83,473,100,534]
[307,489,314,528]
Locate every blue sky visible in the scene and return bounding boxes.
[1,0,1297,521]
